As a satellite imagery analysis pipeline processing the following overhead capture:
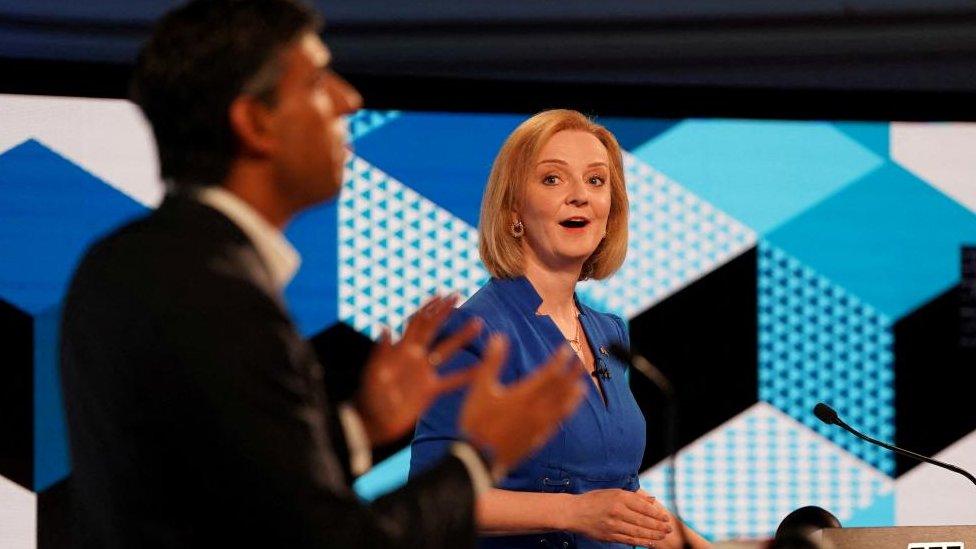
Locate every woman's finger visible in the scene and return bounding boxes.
[618,506,671,535]
[625,491,671,523]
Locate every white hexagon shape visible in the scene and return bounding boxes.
[896,428,976,526]
[0,474,36,549]
[640,402,893,541]
[891,122,976,214]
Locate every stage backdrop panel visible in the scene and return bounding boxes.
[2,94,974,546]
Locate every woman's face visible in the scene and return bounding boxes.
[516,129,612,274]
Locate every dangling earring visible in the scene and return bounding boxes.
[511,219,524,238]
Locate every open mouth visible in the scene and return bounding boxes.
[558,217,590,229]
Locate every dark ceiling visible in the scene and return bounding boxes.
[3,1,976,118]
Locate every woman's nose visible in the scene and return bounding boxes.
[565,178,589,206]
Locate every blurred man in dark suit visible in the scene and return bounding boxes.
[59,1,584,547]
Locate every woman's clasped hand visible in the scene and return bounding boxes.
[564,489,672,547]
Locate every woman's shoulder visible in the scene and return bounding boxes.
[456,279,522,326]
[578,301,629,342]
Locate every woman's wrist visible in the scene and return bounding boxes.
[551,492,579,532]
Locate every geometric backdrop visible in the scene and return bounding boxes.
[1,94,974,547]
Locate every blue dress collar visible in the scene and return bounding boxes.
[490,275,590,317]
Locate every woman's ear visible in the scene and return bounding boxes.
[228,96,275,157]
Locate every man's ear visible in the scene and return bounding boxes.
[228,96,275,156]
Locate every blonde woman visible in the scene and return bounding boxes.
[410,110,709,549]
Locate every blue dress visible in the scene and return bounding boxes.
[410,276,646,549]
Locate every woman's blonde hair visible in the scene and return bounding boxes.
[478,109,629,280]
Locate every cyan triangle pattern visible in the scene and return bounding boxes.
[758,241,895,474]
[347,109,401,142]
[338,155,489,338]
[579,152,755,319]
[639,403,893,540]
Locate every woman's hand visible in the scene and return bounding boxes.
[565,488,671,548]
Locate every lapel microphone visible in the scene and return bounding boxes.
[813,402,976,488]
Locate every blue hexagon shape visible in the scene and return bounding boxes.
[352,112,524,226]
[284,199,339,337]
[766,161,976,320]
[0,139,149,490]
[632,119,885,235]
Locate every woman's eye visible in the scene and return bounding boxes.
[543,175,559,185]
[588,176,606,186]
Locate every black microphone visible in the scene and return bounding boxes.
[773,506,841,549]
[813,402,976,488]
[609,345,688,549]
[608,344,673,397]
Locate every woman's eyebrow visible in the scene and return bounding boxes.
[537,159,569,166]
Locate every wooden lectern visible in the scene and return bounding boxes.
[813,525,976,548]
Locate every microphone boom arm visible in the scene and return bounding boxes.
[814,402,976,488]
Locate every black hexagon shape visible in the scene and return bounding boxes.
[0,297,32,490]
[628,247,758,471]
[308,322,410,468]
[894,278,976,477]
[38,476,71,549]
[309,322,375,407]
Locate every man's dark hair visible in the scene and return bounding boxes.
[131,0,321,186]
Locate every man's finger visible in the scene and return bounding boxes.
[402,295,442,341]
[514,345,574,395]
[377,326,393,348]
[473,334,508,387]
[434,367,478,396]
[429,317,481,368]
[421,293,460,345]
[526,376,584,433]
[407,293,460,346]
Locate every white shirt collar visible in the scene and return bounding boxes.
[193,186,301,290]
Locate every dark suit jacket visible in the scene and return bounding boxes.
[60,194,476,548]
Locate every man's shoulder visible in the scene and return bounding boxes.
[83,197,240,265]
[69,197,253,298]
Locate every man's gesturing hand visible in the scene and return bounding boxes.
[355,294,482,446]
[459,335,586,477]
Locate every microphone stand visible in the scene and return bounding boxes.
[611,345,691,549]
[813,402,976,488]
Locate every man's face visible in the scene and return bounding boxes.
[267,33,361,208]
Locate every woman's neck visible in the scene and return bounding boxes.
[523,259,581,321]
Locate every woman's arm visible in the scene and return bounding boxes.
[478,488,672,547]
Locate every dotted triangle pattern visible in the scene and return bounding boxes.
[640,403,892,540]
[338,155,489,338]
[758,241,895,474]
[579,152,756,319]
[348,110,401,142]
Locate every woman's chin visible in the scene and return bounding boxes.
[538,252,597,272]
